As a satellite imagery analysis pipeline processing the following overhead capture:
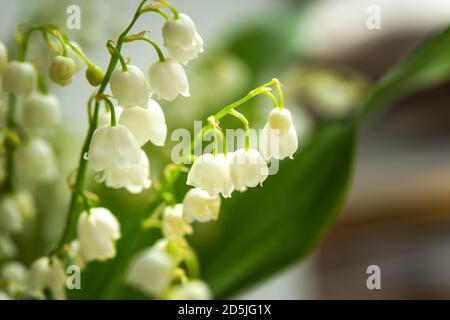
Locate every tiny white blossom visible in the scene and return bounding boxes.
[101,150,151,194]
[77,207,121,262]
[167,280,212,300]
[15,138,58,183]
[87,125,141,172]
[1,261,28,293]
[187,153,234,198]
[148,59,189,101]
[0,191,35,234]
[260,108,298,160]
[110,64,150,108]
[0,41,8,74]
[126,244,176,297]
[119,99,167,147]
[49,56,76,86]
[21,93,61,135]
[28,256,67,300]
[228,148,268,191]
[162,204,192,239]
[163,14,204,65]
[3,61,36,96]
[182,188,220,223]
[267,108,294,133]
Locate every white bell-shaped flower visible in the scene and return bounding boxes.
[162,204,192,239]
[49,56,76,86]
[163,14,204,65]
[3,61,36,96]
[21,93,61,135]
[101,150,151,194]
[77,207,121,262]
[110,65,150,108]
[148,59,189,101]
[260,108,298,160]
[126,244,176,297]
[267,108,294,133]
[28,256,67,300]
[167,280,212,300]
[0,191,35,234]
[228,148,269,191]
[87,125,141,172]
[0,41,8,74]
[182,188,220,223]
[187,153,234,198]
[15,138,58,183]
[119,99,167,147]
[1,261,28,293]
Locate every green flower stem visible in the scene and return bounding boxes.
[162,1,179,19]
[126,37,165,62]
[37,73,49,95]
[3,94,17,193]
[139,7,169,20]
[100,96,117,127]
[17,24,60,61]
[65,40,95,68]
[228,109,250,151]
[49,0,150,256]
[107,41,128,71]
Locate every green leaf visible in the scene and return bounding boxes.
[360,25,450,119]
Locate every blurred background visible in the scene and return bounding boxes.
[1,0,450,299]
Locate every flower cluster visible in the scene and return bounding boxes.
[0,0,298,301]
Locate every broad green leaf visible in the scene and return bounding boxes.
[360,25,450,119]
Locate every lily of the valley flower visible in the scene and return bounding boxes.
[15,138,58,183]
[87,125,141,172]
[28,256,67,300]
[49,56,76,86]
[167,280,212,300]
[67,240,86,270]
[163,14,204,65]
[0,191,35,234]
[1,261,28,293]
[21,93,61,135]
[228,148,269,191]
[101,150,151,194]
[162,204,192,239]
[0,41,8,74]
[182,188,220,223]
[3,61,36,95]
[148,59,189,101]
[260,108,298,160]
[110,65,150,108]
[77,207,121,262]
[126,244,176,297]
[119,99,167,147]
[187,153,234,198]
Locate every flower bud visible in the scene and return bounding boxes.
[85,64,104,86]
[167,280,212,300]
[148,59,189,101]
[228,148,269,191]
[187,153,234,198]
[28,256,66,300]
[182,188,220,223]
[0,190,35,234]
[49,56,75,86]
[0,41,8,74]
[119,99,167,147]
[126,245,176,297]
[110,65,150,108]
[101,150,151,194]
[3,61,36,95]
[268,108,293,133]
[87,125,141,172]
[15,138,58,183]
[21,93,61,135]
[162,204,192,239]
[163,14,204,65]
[77,207,121,262]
